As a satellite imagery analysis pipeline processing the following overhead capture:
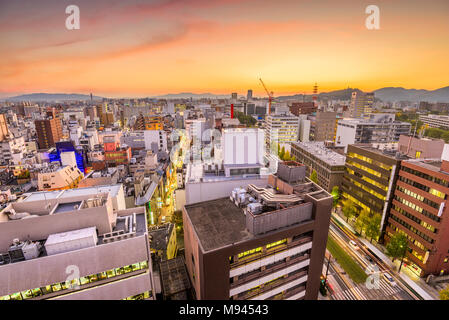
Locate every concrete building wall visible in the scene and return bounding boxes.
[0,235,149,296]
[222,128,264,166]
[185,176,268,205]
[398,135,445,159]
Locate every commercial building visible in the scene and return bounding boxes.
[348,91,374,118]
[183,162,333,300]
[134,114,164,131]
[308,112,337,142]
[398,135,445,159]
[0,186,155,300]
[104,147,132,167]
[385,156,449,277]
[37,165,84,191]
[419,114,449,130]
[291,141,346,192]
[265,113,299,153]
[143,130,168,153]
[184,128,269,205]
[35,117,63,149]
[335,114,411,151]
[289,102,317,116]
[342,144,406,231]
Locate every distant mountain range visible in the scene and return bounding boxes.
[373,87,449,103]
[153,92,231,99]
[3,86,449,103]
[3,93,102,102]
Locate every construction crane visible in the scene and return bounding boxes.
[259,78,274,115]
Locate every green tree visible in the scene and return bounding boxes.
[365,213,382,243]
[331,186,340,207]
[386,233,408,271]
[291,155,296,162]
[341,199,356,222]
[284,150,291,161]
[310,170,318,183]
[355,210,370,235]
[279,146,285,160]
[439,285,449,300]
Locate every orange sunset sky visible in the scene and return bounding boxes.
[1,0,449,98]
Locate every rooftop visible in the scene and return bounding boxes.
[292,141,346,166]
[21,184,122,202]
[184,165,332,252]
[184,197,252,252]
[351,143,409,161]
[403,158,445,173]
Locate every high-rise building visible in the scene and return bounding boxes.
[349,91,374,118]
[0,185,155,300]
[385,156,449,277]
[342,144,406,231]
[231,93,238,100]
[183,162,333,300]
[247,90,253,100]
[35,117,63,149]
[265,113,299,154]
[335,114,411,152]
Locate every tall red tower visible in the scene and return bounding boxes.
[313,83,318,106]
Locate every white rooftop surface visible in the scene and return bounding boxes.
[22,184,122,202]
[294,141,346,166]
[45,226,97,246]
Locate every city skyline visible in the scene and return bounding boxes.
[1,0,449,98]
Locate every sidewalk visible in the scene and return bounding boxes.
[332,212,438,300]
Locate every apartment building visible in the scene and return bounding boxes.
[0,186,154,300]
[385,158,449,277]
[183,162,333,300]
[342,144,406,231]
[291,141,346,192]
[35,117,63,149]
[348,91,374,118]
